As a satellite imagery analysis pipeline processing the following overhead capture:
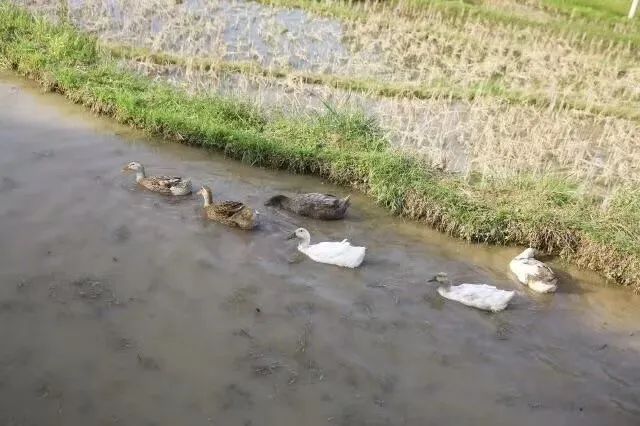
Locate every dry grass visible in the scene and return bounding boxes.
[14,0,640,193]
[124,58,640,193]
[19,0,640,110]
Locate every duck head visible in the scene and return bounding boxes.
[516,248,537,259]
[427,272,450,285]
[265,194,288,207]
[196,185,211,196]
[122,161,143,172]
[197,185,213,205]
[287,227,310,240]
[287,228,311,246]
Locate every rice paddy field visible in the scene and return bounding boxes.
[1,0,639,288]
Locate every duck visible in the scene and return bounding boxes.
[197,185,257,230]
[265,193,350,220]
[509,248,557,293]
[122,161,192,195]
[428,272,515,312]
[287,228,365,268]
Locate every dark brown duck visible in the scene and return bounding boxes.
[265,193,350,220]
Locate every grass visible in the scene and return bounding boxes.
[258,0,640,46]
[541,0,634,18]
[32,0,638,127]
[1,2,640,290]
[107,42,640,122]
[26,0,639,188]
[128,57,640,189]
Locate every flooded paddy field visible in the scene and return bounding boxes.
[0,72,639,425]
[13,0,640,186]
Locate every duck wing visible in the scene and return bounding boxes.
[521,258,555,281]
[305,240,349,259]
[211,200,245,217]
[294,193,341,208]
[438,284,514,312]
[152,176,184,188]
[289,193,350,219]
[304,240,365,267]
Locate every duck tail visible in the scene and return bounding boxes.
[235,207,258,230]
[171,178,192,195]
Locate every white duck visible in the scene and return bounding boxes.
[287,228,365,268]
[509,248,557,293]
[429,273,515,312]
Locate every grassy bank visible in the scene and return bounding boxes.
[1,3,639,290]
[40,0,639,134]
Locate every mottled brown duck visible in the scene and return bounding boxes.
[197,185,257,230]
[122,161,192,195]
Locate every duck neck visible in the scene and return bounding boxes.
[267,195,288,207]
[279,196,291,209]
[438,278,451,289]
[202,191,212,207]
[298,235,311,250]
[135,166,146,183]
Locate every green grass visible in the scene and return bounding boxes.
[408,0,634,18]
[541,0,633,18]
[1,2,639,290]
[256,0,640,49]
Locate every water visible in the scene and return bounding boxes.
[0,72,639,425]
[24,0,350,72]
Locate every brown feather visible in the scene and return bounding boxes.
[210,200,245,217]
[265,192,349,220]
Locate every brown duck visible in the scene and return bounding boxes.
[122,161,192,195]
[197,185,257,230]
[265,192,350,220]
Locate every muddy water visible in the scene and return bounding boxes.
[0,72,639,426]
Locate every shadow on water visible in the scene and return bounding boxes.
[0,72,639,425]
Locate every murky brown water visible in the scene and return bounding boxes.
[1,72,639,425]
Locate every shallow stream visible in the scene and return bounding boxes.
[1,73,639,425]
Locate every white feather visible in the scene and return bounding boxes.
[292,229,365,268]
[509,248,557,293]
[438,284,515,312]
